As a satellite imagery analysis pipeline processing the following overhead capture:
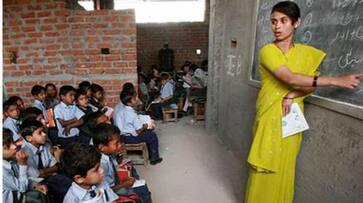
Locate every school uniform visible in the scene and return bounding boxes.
[150,79,176,119]
[118,106,160,161]
[76,105,94,117]
[3,117,21,141]
[63,182,118,203]
[32,99,48,122]
[113,101,125,130]
[3,160,28,203]
[100,153,151,203]
[53,102,84,148]
[22,142,57,178]
[160,80,174,101]
[88,97,103,112]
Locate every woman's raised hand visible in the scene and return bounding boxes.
[333,73,363,89]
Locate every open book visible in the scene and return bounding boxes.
[282,103,310,138]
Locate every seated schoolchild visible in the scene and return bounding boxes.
[3,99,22,141]
[150,72,177,120]
[89,83,105,112]
[20,120,58,179]
[45,83,60,109]
[53,85,84,149]
[118,91,162,165]
[62,143,119,203]
[79,111,111,145]
[8,95,25,114]
[75,89,93,117]
[21,107,47,127]
[113,83,135,125]
[3,128,48,202]
[31,85,48,123]
[93,123,152,203]
[78,81,92,98]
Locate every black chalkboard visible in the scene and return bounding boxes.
[252,0,363,107]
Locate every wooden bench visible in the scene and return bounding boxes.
[192,99,206,120]
[124,143,149,166]
[162,108,178,122]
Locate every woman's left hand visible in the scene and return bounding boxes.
[282,97,294,116]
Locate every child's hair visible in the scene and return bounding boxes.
[160,72,171,81]
[45,83,57,90]
[7,96,22,105]
[31,85,46,96]
[62,142,101,178]
[272,1,300,24]
[78,81,91,91]
[3,99,17,112]
[20,119,43,139]
[93,123,122,147]
[122,82,135,93]
[75,89,88,101]
[90,83,104,94]
[121,90,137,106]
[3,128,13,147]
[59,85,76,97]
[81,111,104,133]
[21,107,43,122]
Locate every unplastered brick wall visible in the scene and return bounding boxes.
[137,22,209,73]
[3,0,137,107]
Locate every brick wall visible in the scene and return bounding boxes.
[3,0,137,107]
[137,22,209,74]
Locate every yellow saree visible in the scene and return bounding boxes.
[245,43,326,203]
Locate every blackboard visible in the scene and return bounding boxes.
[251,0,363,107]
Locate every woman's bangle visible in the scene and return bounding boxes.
[283,97,294,100]
[312,75,318,87]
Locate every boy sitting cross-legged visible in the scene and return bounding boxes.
[62,142,119,203]
[20,119,58,179]
[53,85,85,148]
[3,99,22,141]
[93,123,152,203]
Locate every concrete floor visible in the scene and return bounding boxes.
[135,116,245,203]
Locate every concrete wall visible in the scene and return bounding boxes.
[3,0,137,106]
[206,0,363,202]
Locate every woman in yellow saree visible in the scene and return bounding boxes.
[245,2,362,203]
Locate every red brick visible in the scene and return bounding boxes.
[43,18,57,24]
[37,11,52,18]
[48,58,62,63]
[55,24,69,30]
[49,70,63,75]
[27,5,42,10]
[103,30,120,35]
[45,44,61,50]
[111,23,126,28]
[55,10,70,17]
[68,17,84,23]
[17,58,31,64]
[25,19,40,24]
[11,71,26,77]
[12,33,26,39]
[95,62,112,68]
[90,69,105,74]
[105,55,121,61]
[44,51,57,56]
[33,70,46,75]
[28,32,43,38]
[4,65,17,71]
[70,31,84,36]
[24,39,37,44]
[93,24,108,29]
[45,32,60,37]
[97,43,113,48]
[21,12,35,18]
[40,25,53,31]
[8,20,22,27]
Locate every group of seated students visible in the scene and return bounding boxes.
[3,80,165,203]
[137,60,208,119]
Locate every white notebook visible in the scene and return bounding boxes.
[282,103,310,138]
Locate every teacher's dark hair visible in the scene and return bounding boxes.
[271,1,301,24]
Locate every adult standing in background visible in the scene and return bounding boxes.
[158,42,175,73]
[245,1,362,203]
